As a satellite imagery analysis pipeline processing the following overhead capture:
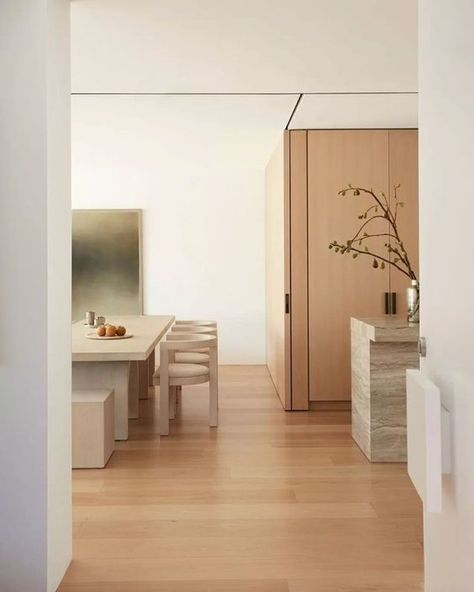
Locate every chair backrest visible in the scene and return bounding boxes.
[162,333,217,351]
[171,325,217,336]
[175,320,217,327]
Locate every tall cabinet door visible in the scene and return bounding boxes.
[388,130,419,316]
[289,131,310,409]
[307,130,390,402]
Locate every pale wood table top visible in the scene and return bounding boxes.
[72,315,175,362]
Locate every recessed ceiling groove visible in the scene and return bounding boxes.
[70,91,418,96]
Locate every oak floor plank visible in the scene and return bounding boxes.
[60,365,423,591]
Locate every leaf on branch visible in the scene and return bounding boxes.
[399,202,405,207]
[363,232,369,237]
[372,259,379,269]
[380,262,386,270]
[353,189,360,196]
[364,246,369,252]
[352,253,358,259]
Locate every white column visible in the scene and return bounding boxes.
[0,2,71,591]
[419,0,474,590]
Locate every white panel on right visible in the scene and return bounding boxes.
[289,93,418,129]
[406,369,444,513]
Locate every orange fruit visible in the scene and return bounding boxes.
[105,325,117,337]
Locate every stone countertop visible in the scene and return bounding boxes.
[351,316,419,343]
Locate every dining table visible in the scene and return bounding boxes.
[72,315,174,440]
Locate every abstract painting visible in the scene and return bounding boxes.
[72,210,143,321]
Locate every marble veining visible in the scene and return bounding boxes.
[351,317,419,462]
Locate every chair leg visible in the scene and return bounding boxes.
[159,383,170,436]
[176,386,182,409]
[209,347,218,427]
[169,386,176,420]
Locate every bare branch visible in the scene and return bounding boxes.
[332,185,417,281]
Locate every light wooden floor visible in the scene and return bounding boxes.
[60,365,424,592]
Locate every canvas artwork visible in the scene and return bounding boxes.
[72,210,143,321]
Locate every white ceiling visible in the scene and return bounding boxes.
[72,94,297,170]
[71,0,417,94]
[289,93,418,129]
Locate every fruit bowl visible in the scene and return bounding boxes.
[86,333,133,341]
[89,324,131,340]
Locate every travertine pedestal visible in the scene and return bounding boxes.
[351,317,419,462]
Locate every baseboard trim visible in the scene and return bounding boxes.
[310,400,352,411]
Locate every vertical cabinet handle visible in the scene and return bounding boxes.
[384,292,397,315]
[285,293,290,314]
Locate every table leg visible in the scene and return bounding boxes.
[72,361,130,440]
[128,361,139,419]
[138,360,149,399]
[148,348,155,386]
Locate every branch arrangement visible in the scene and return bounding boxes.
[329,185,417,281]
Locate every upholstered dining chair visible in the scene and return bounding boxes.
[171,325,217,365]
[153,333,218,436]
[175,319,217,327]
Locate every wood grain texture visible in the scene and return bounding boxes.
[289,131,309,410]
[307,130,390,402]
[60,366,423,592]
[388,130,419,317]
[283,131,292,410]
[265,133,290,409]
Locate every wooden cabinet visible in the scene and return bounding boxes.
[265,129,418,410]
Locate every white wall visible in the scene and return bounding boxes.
[419,1,474,590]
[0,1,71,591]
[71,0,418,364]
[47,0,72,589]
[72,95,294,363]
